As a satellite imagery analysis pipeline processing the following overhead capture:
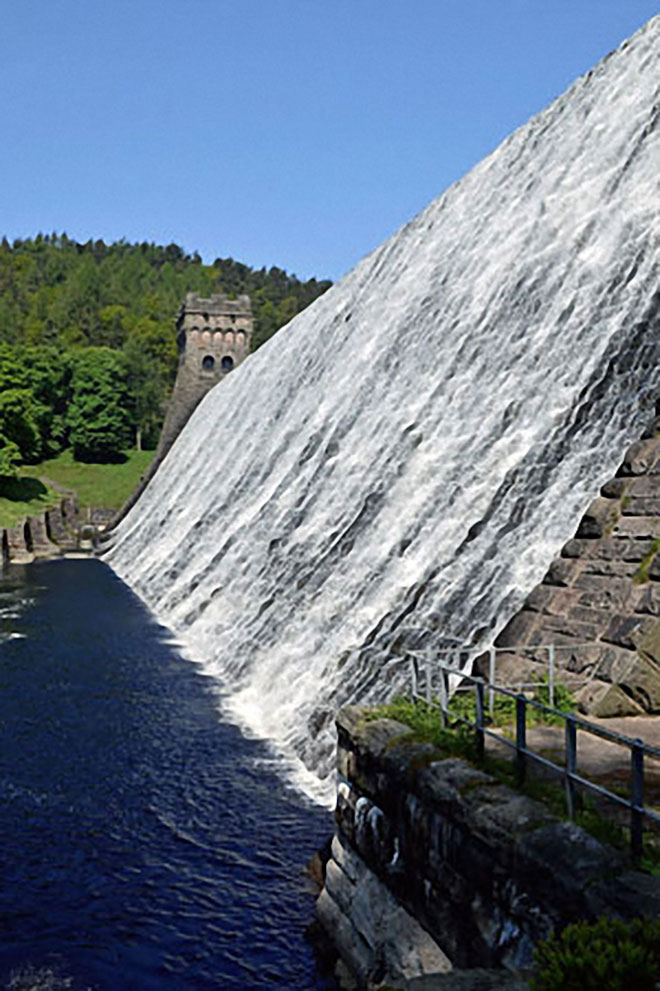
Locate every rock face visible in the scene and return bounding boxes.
[473,422,660,716]
[318,706,660,988]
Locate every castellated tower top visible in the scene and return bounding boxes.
[176,292,254,377]
[178,292,253,328]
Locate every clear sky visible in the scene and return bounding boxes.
[0,1,658,281]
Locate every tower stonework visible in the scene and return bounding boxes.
[109,292,253,529]
[158,292,253,455]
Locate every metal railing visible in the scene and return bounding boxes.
[402,650,660,860]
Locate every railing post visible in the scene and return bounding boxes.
[438,661,449,728]
[409,655,418,698]
[565,716,577,820]
[488,646,496,720]
[475,681,485,762]
[516,694,527,786]
[425,649,432,705]
[548,644,555,709]
[631,739,645,860]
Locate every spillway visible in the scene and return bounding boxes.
[107,15,660,804]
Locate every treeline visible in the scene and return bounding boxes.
[0,234,332,470]
[0,345,145,474]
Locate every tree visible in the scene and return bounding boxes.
[0,389,41,462]
[0,434,21,477]
[66,348,132,461]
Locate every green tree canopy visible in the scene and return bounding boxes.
[66,348,132,462]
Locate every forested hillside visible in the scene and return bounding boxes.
[0,234,331,472]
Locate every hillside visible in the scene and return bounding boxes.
[0,235,331,468]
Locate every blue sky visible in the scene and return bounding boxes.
[0,1,658,280]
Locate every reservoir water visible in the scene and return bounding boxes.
[0,559,334,990]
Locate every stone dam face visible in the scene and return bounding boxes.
[106,15,660,802]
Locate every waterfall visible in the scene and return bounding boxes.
[107,15,660,804]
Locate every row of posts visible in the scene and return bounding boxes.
[414,646,647,861]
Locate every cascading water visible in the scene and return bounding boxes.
[107,16,660,804]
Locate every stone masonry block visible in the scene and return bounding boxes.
[575,497,618,539]
[611,516,660,540]
[494,611,540,650]
[617,438,660,476]
[542,558,583,587]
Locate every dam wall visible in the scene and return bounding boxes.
[105,17,660,801]
[318,706,660,988]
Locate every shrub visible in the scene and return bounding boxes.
[531,917,660,991]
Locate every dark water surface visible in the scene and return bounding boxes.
[0,560,334,990]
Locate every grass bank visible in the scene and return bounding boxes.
[0,448,156,527]
[0,477,60,527]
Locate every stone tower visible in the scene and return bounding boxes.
[158,292,253,454]
[109,292,253,529]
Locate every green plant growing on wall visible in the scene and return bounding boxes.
[531,917,660,991]
[634,537,660,584]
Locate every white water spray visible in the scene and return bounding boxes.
[107,17,660,804]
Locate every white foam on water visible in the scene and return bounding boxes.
[107,17,660,803]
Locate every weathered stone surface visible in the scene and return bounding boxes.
[398,971,530,991]
[45,504,78,551]
[575,679,644,717]
[471,653,545,691]
[603,614,656,651]
[618,438,660,476]
[620,496,660,517]
[611,515,660,539]
[560,538,588,559]
[319,835,452,988]
[541,558,583,586]
[600,477,629,499]
[625,475,660,497]
[523,585,568,615]
[575,497,618,539]
[26,515,59,559]
[572,573,638,612]
[639,622,660,666]
[4,523,33,563]
[527,613,601,643]
[579,558,639,579]
[635,583,660,616]
[494,611,539,650]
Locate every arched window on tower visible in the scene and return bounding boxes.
[202,355,215,371]
[221,355,234,372]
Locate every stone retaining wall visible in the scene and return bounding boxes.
[474,420,660,717]
[318,706,660,989]
[1,497,81,564]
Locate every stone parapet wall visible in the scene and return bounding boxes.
[474,423,660,717]
[1,496,82,564]
[318,706,660,988]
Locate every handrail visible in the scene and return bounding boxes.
[396,651,660,860]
